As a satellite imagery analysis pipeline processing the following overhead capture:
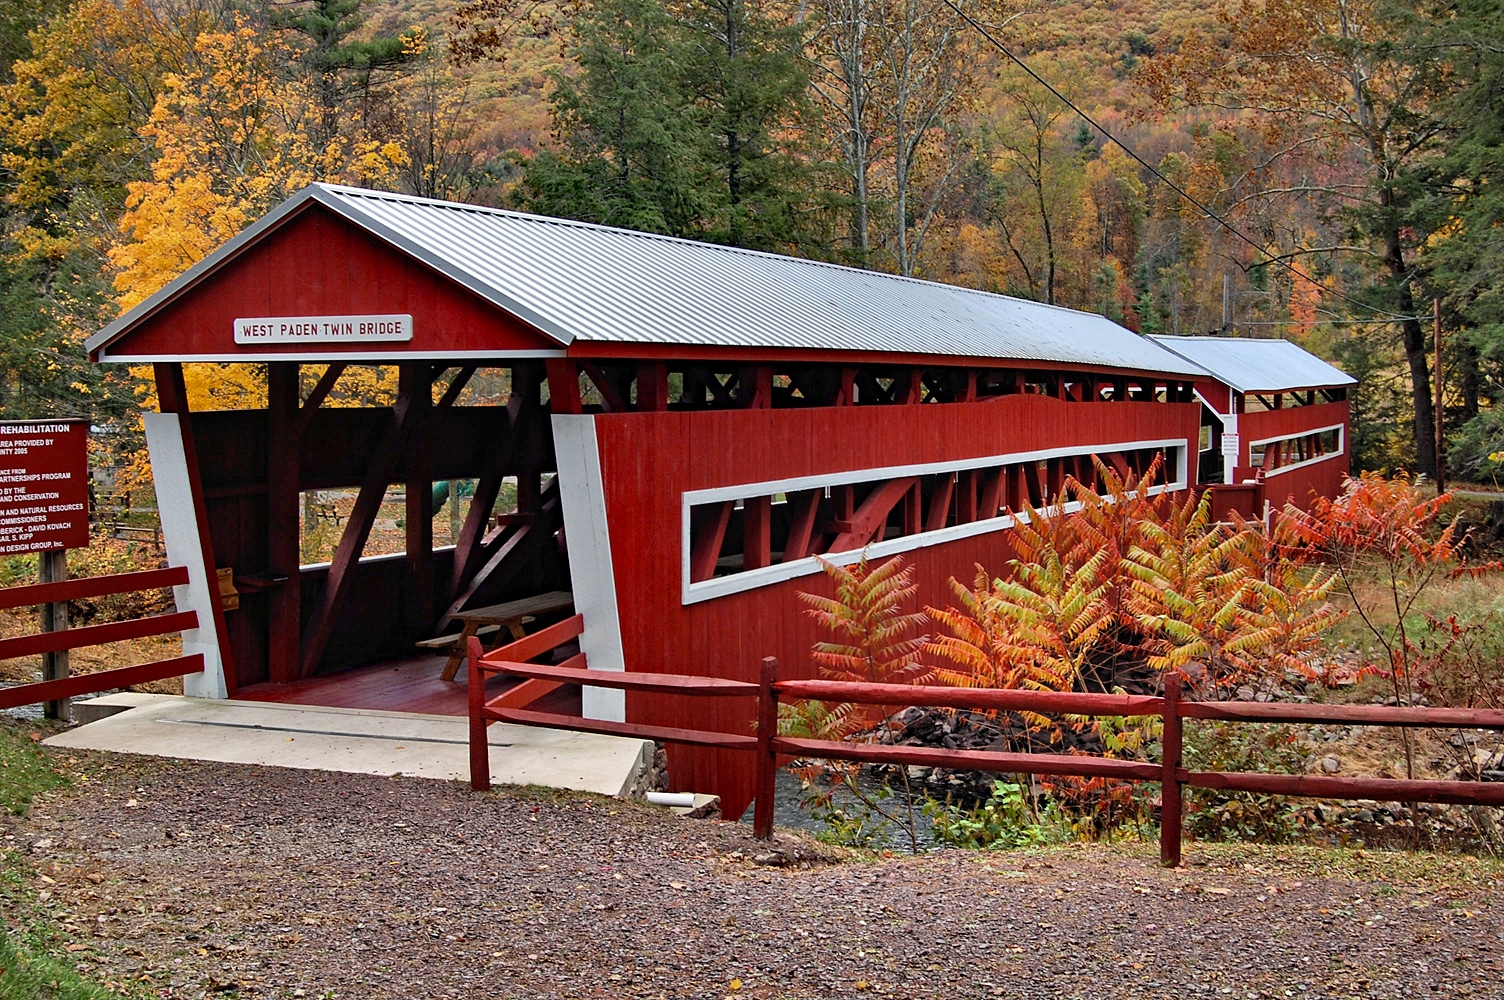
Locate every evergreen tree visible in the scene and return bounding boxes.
[516,0,821,250]
[518,0,707,235]
[677,0,818,250]
[265,0,415,150]
[1407,0,1504,475]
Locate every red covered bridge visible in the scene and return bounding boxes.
[1150,335,1356,520]
[86,184,1353,815]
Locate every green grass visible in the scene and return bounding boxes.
[0,927,121,1000]
[0,721,134,1000]
[0,721,67,816]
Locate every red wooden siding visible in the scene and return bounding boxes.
[590,395,1202,817]
[99,206,559,359]
[1232,401,1350,512]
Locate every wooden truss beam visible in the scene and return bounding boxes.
[690,501,734,583]
[292,363,347,436]
[829,478,919,551]
[440,478,564,627]
[782,490,820,561]
[925,474,955,533]
[300,368,433,677]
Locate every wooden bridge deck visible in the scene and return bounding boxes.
[238,653,581,718]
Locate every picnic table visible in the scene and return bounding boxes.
[438,590,575,681]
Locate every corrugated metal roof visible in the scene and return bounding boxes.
[1148,335,1357,394]
[91,183,1207,375]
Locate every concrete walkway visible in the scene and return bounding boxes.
[43,694,652,796]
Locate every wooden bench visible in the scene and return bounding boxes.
[415,623,505,652]
[440,590,575,681]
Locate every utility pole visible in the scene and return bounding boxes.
[1434,298,1445,491]
[1222,273,1232,334]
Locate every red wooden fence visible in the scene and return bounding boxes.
[469,649,1504,867]
[0,566,205,712]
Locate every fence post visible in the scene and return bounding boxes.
[1160,672,1183,868]
[753,656,779,840]
[468,636,491,792]
[39,549,70,722]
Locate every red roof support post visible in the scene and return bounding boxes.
[403,362,435,634]
[924,473,955,532]
[782,490,819,562]
[546,359,583,414]
[637,362,669,411]
[744,496,771,570]
[266,362,302,684]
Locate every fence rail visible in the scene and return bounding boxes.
[468,646,1504,867]
[0,565,203,716]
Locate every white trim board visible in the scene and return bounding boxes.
[142,413,227,699]
[552,413,626,723]
[680,438,1191,605]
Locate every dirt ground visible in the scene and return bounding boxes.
[3,747,1502,1000]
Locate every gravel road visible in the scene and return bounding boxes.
[3,752,1502,999]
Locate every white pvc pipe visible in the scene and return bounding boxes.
[646,791,696,808]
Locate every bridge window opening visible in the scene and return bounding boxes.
[684,442,1188,599]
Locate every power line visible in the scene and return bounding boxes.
[942,0,1422,325]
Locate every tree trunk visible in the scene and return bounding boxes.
[1459,337,1480,424]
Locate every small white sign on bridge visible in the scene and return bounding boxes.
[233,314,413,344]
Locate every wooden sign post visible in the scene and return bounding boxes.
[0,419,90,720]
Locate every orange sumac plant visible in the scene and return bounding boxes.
[1280,470,1503,777]
[784,553,930,741]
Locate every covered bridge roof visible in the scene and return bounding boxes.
[90,183,1204,375]
[1147,335,1357,394]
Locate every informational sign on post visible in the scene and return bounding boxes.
[1220,432,1241,460]
[0,419,90,554]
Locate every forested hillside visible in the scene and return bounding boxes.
[1,0,1500,479]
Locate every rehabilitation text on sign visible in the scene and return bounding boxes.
[0,420,90,554]
[233,313,414,344]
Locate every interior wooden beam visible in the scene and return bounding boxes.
[451,366,540,595]
[979,467,1005,519]
[1021,462,1044,508]
[582,362,629,412]
[737,365,773,408]
[451,435,514,594]
[899,369,923,404]
[956,469,979,523]
[901,480,923,534]
[706,370,737,407]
